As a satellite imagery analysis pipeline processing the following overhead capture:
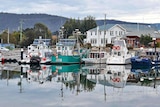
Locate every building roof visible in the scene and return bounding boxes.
[89,23,156,31]
[88,23,160,38]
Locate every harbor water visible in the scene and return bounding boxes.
[0,63,160,107]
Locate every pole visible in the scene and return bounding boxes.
[7,28,9,44]
[104,14,106,48]
[20,21,22,42]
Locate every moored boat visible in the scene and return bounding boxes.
[82,48,108,64]
[106,37,133,65]
[131,48,160,68]
[21,36,53,64]
[51,39,85,64]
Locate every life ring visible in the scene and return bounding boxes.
[112,46,117,50]
[112,77,120,82]
[42,57,46,61]
[116,46,120,50]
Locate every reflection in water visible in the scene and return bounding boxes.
[0,64,160,106]
[1,64,160,91]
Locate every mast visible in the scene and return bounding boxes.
[104,14,106,48]
[20,20,23,42]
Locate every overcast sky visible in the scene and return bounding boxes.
[1,0,160,23]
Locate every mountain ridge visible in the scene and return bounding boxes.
[0,13,159,33]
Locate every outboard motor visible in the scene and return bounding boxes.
[30,56,41,64]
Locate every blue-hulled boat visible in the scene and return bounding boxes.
[131,56,152,68]
[131,48,160,68]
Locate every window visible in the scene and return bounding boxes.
[110,31,114,36]
[119,31,123,35]
[115,31,117,35]
[101,38,103,44]
[104,31,106,35]
[105,39,108,44]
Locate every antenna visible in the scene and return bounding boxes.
[104,14,107,47]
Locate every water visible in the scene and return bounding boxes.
[0,63,160,107]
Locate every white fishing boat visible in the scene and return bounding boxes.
[106,37,134,65]
[21,36,53,64]
[82,49,108,64]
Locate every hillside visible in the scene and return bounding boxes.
[0,13,159,33]
[0,13,68,32]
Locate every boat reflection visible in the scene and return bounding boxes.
[1,64,160,94]
[22,64,52,84]
[128,65,160,88]
[82,64,131,88]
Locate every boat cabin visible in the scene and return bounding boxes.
[56,39,78,55]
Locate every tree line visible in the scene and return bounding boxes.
[0,16,97,48]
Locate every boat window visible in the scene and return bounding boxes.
[118,72,121,76]
[58,47,61,50]
[101,53,104,58]
[114,40,125,47]
[118,52,121,56]
[94,53,97,58]
[146,52,149,55]
[157,52,159,56]
[45,52,52,57]
[114,52,117,55]
[90,53,92,58]
[114,72,117,76]
[152,52,155,55]
[97,53,99,58]
[65,47,67,50]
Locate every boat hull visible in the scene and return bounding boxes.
[82,58,107,64]
[106,56,131,65]
[131,56,152,68]
[51,55,81,64]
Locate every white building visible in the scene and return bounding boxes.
[84,24,160,48]
[84,24,126,47]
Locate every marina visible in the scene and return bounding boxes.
[1,1,160,107]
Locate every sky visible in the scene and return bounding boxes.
[1,0,160,23]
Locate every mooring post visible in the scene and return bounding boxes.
[21,48,23,60]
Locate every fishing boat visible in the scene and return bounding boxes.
[21,36,53,64]
[106,37,133,65]
[81,48,108,64]
[51,39,85,64]
[131,48,160,68]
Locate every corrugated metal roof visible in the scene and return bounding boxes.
[88,23,160,38]
[89,23,156,32]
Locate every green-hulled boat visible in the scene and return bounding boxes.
[51,39,87,64]
[52,54,81,64]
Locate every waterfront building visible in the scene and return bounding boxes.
[84,24,160,48]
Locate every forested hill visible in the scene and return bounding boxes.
[0,13,68,32]
[0,13,160,33]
